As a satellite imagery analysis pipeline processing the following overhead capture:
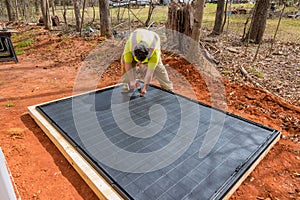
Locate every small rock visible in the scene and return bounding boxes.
[54,171,62,176]
[250,177,255,182]
[227,47,239,53]
[294,172,300,177]
[281,135,287,140]
[271,113,277,118]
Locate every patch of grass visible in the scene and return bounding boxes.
[0,82,4,85]
[5,100,15,108]
[221,70,232,75]
[249,66,264,78]
[15,49,25,55]
[50,78,57,84]
[48,45,53,51]
[15,38,34,48]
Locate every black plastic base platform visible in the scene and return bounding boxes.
[35,84,280,200]
[0,32,18,63]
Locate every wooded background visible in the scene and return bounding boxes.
[0,0,299,44]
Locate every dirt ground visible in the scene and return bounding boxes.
[0,26,299,200]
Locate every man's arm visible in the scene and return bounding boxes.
[140,50,159,96]
[140,69,154,96]
[124,61,136,89]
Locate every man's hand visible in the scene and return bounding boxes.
[139,87,147,97]
[135,81,140,89]
[129,80,136,90]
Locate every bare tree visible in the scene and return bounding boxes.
[99,0,112,38]
[62,0,68,25]
[5,0,15,21]
[35,0,40,15]
[211,0,225,35]
[221,0,229,32]
[51,0,56,16]
[80,0,87,35]
[15,0,19,20]
[41,0,47,22]
[145,0,155,27]
[243,0,270,44]
[191,0,205,42]
[41,0,52,30]
[165,1,193,51]
[73,0,81,31]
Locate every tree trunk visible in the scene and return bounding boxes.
[80,0,87,36]
[74,0,81,32]
[212,0,225,35]
[20,0,27,20]
[41,0,52,30]
[41,0,47,22]
[46,0,52,30]
[244,0,270,44]
[99,0,112,38]
[63,0,67,25]
[221,0,229,32]
[145,0,155,27]
[91,1,96,23]
[165,2,194,51]
[35,0,40,15]
[191,0,205,42]
[15,0,19,20]
[51,0,56,16]
[5,0,15,21]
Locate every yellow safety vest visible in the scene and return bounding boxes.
[129,29,159,63]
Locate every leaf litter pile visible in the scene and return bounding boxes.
[201,30,300,106]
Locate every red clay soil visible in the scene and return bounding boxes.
[0,27,299,199]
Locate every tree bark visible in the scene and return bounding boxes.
[35,0,40,15]
[191,0,205,43]
[165,2,194,51]
[145,0,155,27]
[80,0,87,36]
[51,0,56,16]
[74,0,81,32]
[63,0,67,25]
[244,0,270,44]
[45,0,52,30]
[221,0,228,32]
[99,0,112,38]
[41,0,47,23]
[5,0,15,21]
[212,0,225,35]
[15,0,19,20]
[41,0,52,30]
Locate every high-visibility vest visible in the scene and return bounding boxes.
[129,29,159,62]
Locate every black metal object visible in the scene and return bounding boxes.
[36,85,280,199]
[0,32,18,63]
